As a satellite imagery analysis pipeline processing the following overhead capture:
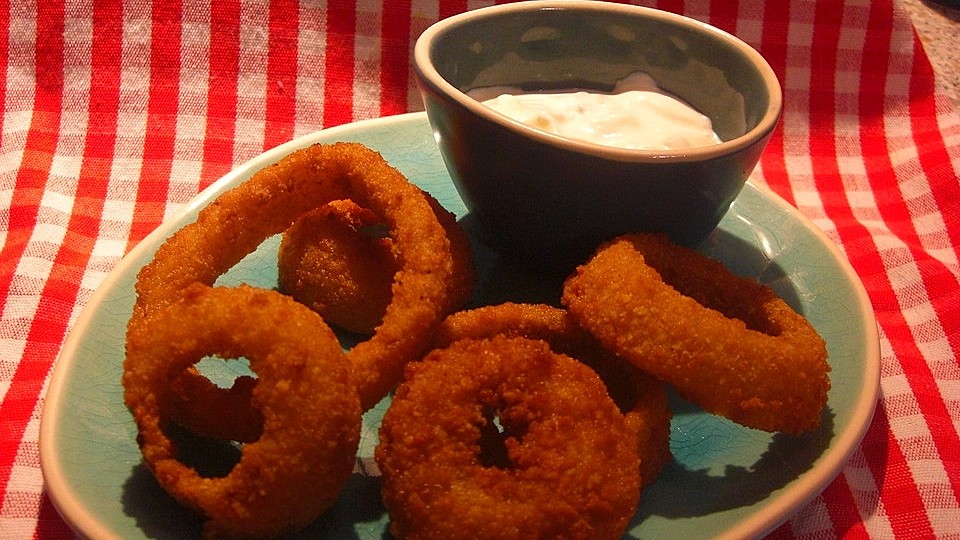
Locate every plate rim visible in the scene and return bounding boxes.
[38,111,881,540]
[714,176,881,540]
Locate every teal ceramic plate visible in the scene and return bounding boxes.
[40,113,880,539]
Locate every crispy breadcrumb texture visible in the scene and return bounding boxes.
[130,142,473,410]
[563,234,831,435]
[376,336,641,540]
[434,302,672,487]
[123,284,361,539]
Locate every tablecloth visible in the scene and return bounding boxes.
[2,0,959,538]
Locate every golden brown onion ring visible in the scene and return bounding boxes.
[130,142,465,410]
[123,284,361,538]
[277,191,475,336]
[278,200,398,334]
[376,336,641,540]
[433,302,671,487]
[562,233,830,434]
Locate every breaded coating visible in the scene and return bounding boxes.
[130,142,471,410]
[376,336,641,540]
[123,284,361,539]
[279,201,398,334]
[434,302,672,486]
[562,234,830,434]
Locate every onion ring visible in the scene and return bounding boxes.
[278,200,398,334]
[433,302,671,488]
[130,142,464,410]
[122,284,361,538]
[562,233,830,434]
[376,336,641,540]
[277,190,475,335]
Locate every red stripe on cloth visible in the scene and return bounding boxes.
[856,405,903,538]
[201,0,241,187]
[869,394,938,537]
[858,1,960,514]
[759,128,791,202]
[0,151,48,284]
[842,241,939,539]
[126,0,183,252]
[910,96,960,252]
[755,2,794,205]
[264,0,298,150]
[0,0,120,510]
[907,59,960,304]
[654,0,685,15]
[0,5,64,300]
[706,0,739,34]
[438,0,468,20]
[0,0,8,151]
[820,471,870,538]
[380,0,412,117]
[804,2,906,533]
[34,493,74,538]
[0,10,61,298]
[324,0,356,127]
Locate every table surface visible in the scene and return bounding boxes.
[2,1,959,539]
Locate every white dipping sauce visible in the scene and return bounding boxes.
[473,73,721,151]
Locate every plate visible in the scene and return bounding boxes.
[40,112,880,539]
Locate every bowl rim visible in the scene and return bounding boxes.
[413,0,783,164]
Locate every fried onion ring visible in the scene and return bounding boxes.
[123,284,361,538]
[130,142,465,410]
[277,191,475,335]
[433,302,671,488]
[278,200,398,334]
[562,233,830,434]
[376,336,641,540]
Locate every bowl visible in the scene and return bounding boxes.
[413,0,782,269]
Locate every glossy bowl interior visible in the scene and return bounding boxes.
[414,0,782,268]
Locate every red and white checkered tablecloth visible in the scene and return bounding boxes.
[2,0,959,538]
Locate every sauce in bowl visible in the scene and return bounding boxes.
[471,73,722,151]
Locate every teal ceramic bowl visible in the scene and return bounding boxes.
[414,0,782,268]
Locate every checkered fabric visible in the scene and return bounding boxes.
[2,0,959,538]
